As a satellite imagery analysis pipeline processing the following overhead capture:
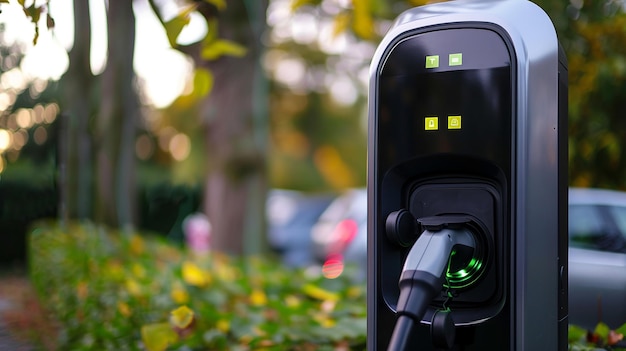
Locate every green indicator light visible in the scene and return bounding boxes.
[445,250,485,289]
[449,53,463,66]
[425,55,439,68]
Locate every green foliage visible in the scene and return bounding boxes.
[563,12,626,189]
[28,221,367,350]
[568,322,626,350]
[525,0,626,189]
[27,221,626,350]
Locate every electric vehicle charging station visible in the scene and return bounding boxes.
[367,0,568,350]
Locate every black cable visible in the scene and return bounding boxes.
[387,270,442,351]
[387,315,415,351]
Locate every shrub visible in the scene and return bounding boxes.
[29,221,626,350]
[28,221,366,351]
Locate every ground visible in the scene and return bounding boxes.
[0,267,57,351]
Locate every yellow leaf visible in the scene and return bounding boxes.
[170,286,190,304]
[203,0,226,10]
[314,313,337,328]
[250,289,268,306]
[182,261,210,287]
[201,39,247,61]
[130,235,144,255]
[302,283,339,302]
[313,145,355,190]
[290,0,314,11]
[104,260,124,280]
[163,5,197,47]
[285,295,301,308]
[117,302,132,317]
[215,259,239,281]
[193,68,214,97]
[352,0,375,39]
[132,263,146,279]
[216,319,230,333]
[169,306,195,329]
[141,323,178,351]
[347,286,363,299]
[333,12,351,38]
[125,278,143,296]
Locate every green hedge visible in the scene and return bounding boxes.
[28,221,366,351]
[28,221,626,350]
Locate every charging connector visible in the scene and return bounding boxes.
[387,227,476,351]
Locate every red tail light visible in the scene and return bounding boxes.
[322,219,358,279]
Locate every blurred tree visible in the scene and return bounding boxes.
[59,0,95,222]
[14,0,269,253]
[149,0,269,255]
[14,0,626,253]
[94,0,140,228]
[14,0,141,229]
[550,0,626,189]
[289,0,626,190]
[263,0,423,193]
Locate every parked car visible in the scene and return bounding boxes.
[310,188,367,280]
[313,187,626,330]
[568,187,626,330]
[266,189,335,268]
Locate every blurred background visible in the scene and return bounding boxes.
[0,0,375,265]
[0,0,623,265]
[0,0,624,349]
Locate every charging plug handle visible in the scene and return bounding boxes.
[387,228,475,351]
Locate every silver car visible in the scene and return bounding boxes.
[569,187,626,330]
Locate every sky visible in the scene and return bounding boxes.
[0,0,196,108]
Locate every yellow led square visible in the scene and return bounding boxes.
[425,117,439,130]
[448,116,462,129]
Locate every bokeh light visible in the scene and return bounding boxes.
[0,129,11,151]
[12,129,28,150]
[135,134,155,160]
[43,103,59,124]
[33,126,47,145]
[16,108,33,129]
[322,256,345,279]
[169,133,191,161]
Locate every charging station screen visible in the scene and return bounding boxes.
[377,28,512,173]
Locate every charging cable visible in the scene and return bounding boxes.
[387,227,476,350]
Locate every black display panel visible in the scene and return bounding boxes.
[377,28,513,174]
[373,27,515,327]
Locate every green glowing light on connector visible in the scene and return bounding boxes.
[445,252,485,289]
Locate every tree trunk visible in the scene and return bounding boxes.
[192,1,269,255]
[59,0,94,222]
[95,0,139,229]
